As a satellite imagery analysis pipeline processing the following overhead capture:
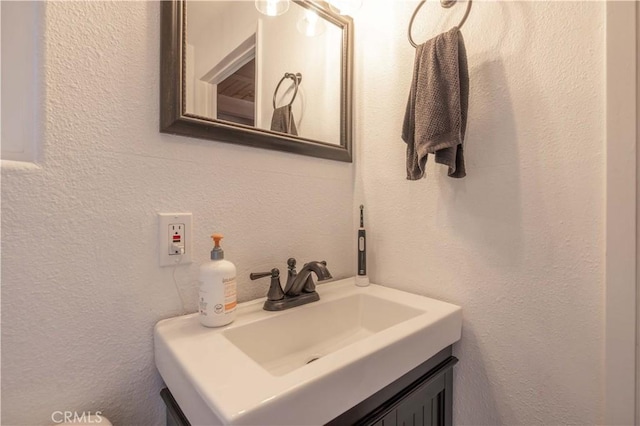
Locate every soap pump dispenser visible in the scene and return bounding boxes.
[199,234,237,327]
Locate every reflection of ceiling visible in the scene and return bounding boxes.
[187,1,261,46]
[186,1,226,44]
[217,59,255,101]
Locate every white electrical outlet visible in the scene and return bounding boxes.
[158,213,192,266]
[169,223,185,255]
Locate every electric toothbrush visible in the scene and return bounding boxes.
[357,205,369,286]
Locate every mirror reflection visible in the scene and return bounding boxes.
[185,1,343,145]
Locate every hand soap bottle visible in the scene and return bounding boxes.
[199,234,237,327]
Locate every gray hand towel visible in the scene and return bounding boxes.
[402,26,469,180]
[270,105,298,136]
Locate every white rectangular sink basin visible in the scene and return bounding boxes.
[154,277,462,425]
[223,293,424,376]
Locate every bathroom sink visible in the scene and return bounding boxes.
[154,278,462,425]
[223,293,424,376]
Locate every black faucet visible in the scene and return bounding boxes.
[250,258,332,311]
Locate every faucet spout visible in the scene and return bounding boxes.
[285,261,332,296]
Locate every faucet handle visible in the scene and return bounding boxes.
[250,269,277,280]
[287,258,297,271]
[250,268,284,301]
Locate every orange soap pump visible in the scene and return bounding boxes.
[199,234,237,327]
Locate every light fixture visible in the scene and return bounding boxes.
[326,0,362,16]
[297,9,325,37]
[255,0,290,17]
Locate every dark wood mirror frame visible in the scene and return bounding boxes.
[160,0,353,162]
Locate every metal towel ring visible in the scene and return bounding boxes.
[408,0,473,48]
[273,72,302,109]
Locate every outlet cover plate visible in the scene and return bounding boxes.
[158,213,193,266]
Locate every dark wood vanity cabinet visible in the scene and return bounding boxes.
[327,346,457,426]
[360,358,454,426]
[161,346,457,426]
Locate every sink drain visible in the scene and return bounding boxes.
[306,356,321,364]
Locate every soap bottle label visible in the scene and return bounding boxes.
[224,276,237,313]
[199,297,208,316]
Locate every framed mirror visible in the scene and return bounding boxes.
[160,0,353,162]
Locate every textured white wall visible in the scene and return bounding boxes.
[355,1,605,424]
[2,0,610,425]
[1,2,353,424]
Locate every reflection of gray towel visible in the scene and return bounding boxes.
[270,105,298,136]
[402,26,469,180]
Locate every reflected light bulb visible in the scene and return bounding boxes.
[255,0,290,17]
[297,9,325,37]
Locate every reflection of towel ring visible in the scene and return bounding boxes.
[408,0,472,48]
[273,72,302,109]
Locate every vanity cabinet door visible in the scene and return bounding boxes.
[360,358,456,426]
[326,347,457,426]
